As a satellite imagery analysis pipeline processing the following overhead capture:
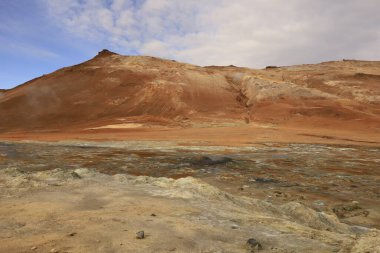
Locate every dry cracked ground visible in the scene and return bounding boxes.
[0,141,379,253]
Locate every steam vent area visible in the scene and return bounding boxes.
[1,50,380,253]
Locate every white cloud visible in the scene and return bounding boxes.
[42,0,380,67]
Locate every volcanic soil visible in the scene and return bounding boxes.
[0,51,379,252]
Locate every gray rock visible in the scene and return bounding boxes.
[246,238,262,252]
[71,171,81,179]
[252,177,277,183]
[136,230,145,239]
[193,156,232,166]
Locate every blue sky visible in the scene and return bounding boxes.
[1,0,380,89]
[0,0,111,89]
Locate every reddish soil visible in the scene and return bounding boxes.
[0,124,379,147]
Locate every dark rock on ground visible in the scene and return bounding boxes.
[71,171,81,179]
[192,156,232,166]
[249,177,278,183]
[136,230,145,239]
[246,238,263,252]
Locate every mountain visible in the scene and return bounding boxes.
[0,50,379,139]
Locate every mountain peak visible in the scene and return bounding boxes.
[96,49,118,58]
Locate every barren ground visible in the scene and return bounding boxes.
[1,53,379,252]
[0,139,379,253]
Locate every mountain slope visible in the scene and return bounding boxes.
[0,50,379,133]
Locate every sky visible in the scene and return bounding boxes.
[1,0,380,89]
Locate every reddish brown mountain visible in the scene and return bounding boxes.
[1,50,379,138]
